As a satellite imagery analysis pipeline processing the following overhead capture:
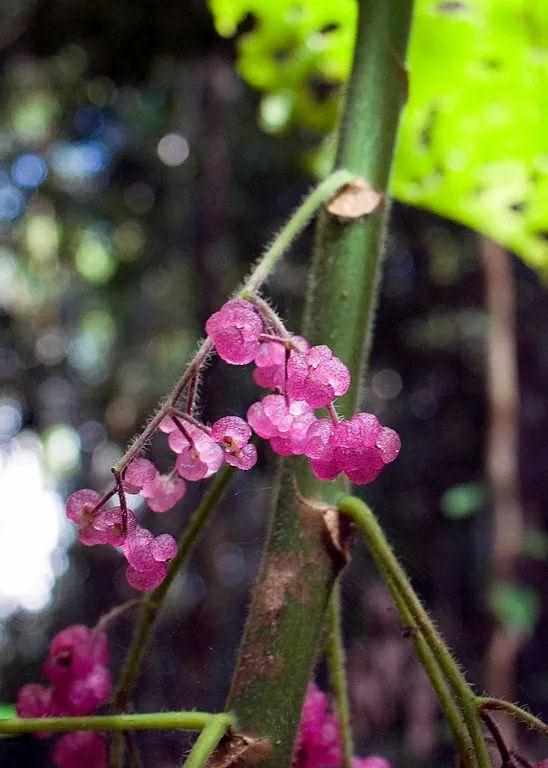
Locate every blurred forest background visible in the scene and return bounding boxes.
[0,1,547,766]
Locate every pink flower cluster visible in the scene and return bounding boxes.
[16,625,110,768]
[296,683,390,768]
[207,299,400,484]
[64,297,399,594]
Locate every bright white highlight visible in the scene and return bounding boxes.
[0,434,67,616]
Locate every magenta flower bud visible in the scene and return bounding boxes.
[52,732,107,768]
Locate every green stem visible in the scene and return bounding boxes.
[384,575,473,766]
[0,712,233,736]
[326,583,354,768]
[337,496,491,768]
[242,169,355,295]
[182,715,232,768]
[478,698,548,737]
[226,3,414,767]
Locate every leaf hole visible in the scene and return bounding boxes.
[319,22,340,35]
[437,1,468,12]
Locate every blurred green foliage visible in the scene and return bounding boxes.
[209,0,548,272]
[489,582,540,635]
[440,482,486,520]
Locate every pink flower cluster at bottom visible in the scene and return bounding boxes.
[16,625,110,768]
[295,684,390,768]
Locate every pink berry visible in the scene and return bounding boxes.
[16,683,54,719]
[151,533,178,562]
[211,416,257,470]
[126,563,167,592]
[122,458,157,494]
[353,758,392,768]
[253,341,286,391]
[175,430,224,481]
[122,527,176,592]
[52,732,107,768]
[167,428,191,453]
[287,345,350,407]
[56,665,112,716]
[334,415,384,485]
[88,506,136,547]
[43,626,108,688]
[375,426,401,463]
[206,299,264,365]
[248,395,316,456]
[295,684,342,768]
[65,489,101,526]
[141,473,186,513]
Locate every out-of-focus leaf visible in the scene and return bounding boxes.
[489,583,540,635]
[209,0,548,272]
[440,482,486,519]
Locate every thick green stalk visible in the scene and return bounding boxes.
[0,712,233,736]
[226,3,414,767]
[338,496,491,768]
[182,715,233,768]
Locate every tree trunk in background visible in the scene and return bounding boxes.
[482,239,523,744]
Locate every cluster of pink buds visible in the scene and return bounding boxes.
[207,299,400,484]
[16,625,110,768]
[296,683,390,768]
[63,297,399,594]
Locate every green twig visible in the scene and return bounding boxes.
[0,712,234,736]
[478,698,548,737]
[326,583,354,768]
[384,574,473,767]
[242,169,355,295]
[337,496,491,768]
[182,714,232,768]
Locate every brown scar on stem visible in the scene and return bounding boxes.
[206,731,272,768]
[326,177,384,220]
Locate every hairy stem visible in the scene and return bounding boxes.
[326,584,354,768]
[381,576,472,765]
[226,3,414,767]
[338,496,491,768]
[182,715,233,768]
[479,698,548,737]
[0,712,234,736]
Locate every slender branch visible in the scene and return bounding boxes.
[0,712,234,736]
[337,496,491,768]
[113,465,235,713]
[385,574,473,767]
[95,599,141,634]
[242,170,354,295]
[478,698,548,737]
[326,584,353,768]
[182,715,232,768]
[480,711,512,767]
